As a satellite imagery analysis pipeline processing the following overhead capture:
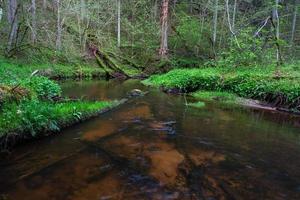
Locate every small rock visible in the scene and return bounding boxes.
[127,89,145,97]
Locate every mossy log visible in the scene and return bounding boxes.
[63,24,133,78]
[93,48,130,78]
[106,51,143,70]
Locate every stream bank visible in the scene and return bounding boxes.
[0,59,129,151]
[143,66,300,114]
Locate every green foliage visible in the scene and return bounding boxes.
[170,12,213,61]
[187,101,206,108]
[0,59,33,85]
[170,56,203,68]
[0,58,106,82]
[144,65,300,109]
[0,100,114,138]
[216,28,266,68]
[192,91,238,104]
[21,77,62,101]
[0,59,116,141]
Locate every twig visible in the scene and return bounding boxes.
[254,16,271,37]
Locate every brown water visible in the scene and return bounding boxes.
[1,79,300,200]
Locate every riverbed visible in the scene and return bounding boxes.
[1,79,300,200]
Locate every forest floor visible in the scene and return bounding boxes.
[0,59,107,80]
[0,59,121,150]
[143,64,300,113]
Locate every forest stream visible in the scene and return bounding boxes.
[1,79,300,200]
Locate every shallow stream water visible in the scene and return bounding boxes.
[1,79,300,200]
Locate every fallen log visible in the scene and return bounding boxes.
[106,51,143,70]
[92,47,130,79]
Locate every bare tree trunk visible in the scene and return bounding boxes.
[219,8,227,49]
[273,0,281,69]
[80,0,86,19]
[117,0,121,48]
[159,0,169,58]
[232,0,237,30]
[189,0,193,13]
[31,0,37,44]
[154,0,158,20]
[225,0,240,48]
[79,0,87,52]
[55,0,62,50]
[213,0,219,44]
[7,0,18,52]
[43,0,47,9]
[0,5,3,22]
[291,0,298,47]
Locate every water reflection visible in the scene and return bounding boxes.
[0,80,300,200]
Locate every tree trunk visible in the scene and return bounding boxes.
[80,0,86,20]
[290,0,298,47]
[213,0,219,44]
[31,0,37,44]
[189,0,193,13]
[43,0,47,9]
[55,0,62,50]
[273,0,281,69]
[7,0,18,52]
[79,0,87,52]
[117,0,121,48]
[225,0,240,48]
[154,0,158,20]
[232,0,237,30]
[0,5,3,22]
[159,0,169,58]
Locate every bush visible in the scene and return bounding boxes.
[21,77,62,101]
[216,28,266,68]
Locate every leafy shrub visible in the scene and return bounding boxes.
[216,28,265,68]
[169,12,213,61]
[21,77,61,101]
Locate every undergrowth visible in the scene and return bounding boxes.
[0,100,114,138]
[0,59,116,148]
[144,64,300,110]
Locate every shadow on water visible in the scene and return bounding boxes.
[1,79,300,200]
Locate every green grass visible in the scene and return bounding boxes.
[0,100,116,138]
[0,58,106,82]
[144,64,300,109]
[192,91,239,105]
[187,101,206,108]
[0,59,119,147]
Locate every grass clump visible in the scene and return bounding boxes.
[0,100,115,138]
[144,65,300,110]
[187,101,206,108]
[192,91,239,105]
